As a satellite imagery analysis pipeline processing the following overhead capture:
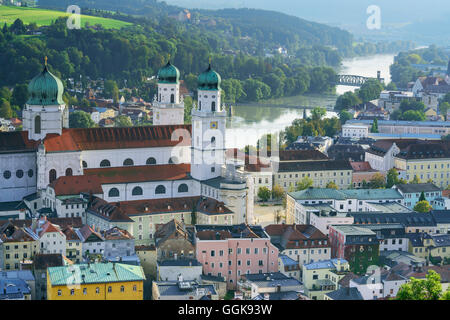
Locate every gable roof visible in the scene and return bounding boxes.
[83,164,190,184]
[265,224,328,250]
[0,131,40,154]
[395,183,441,194]
[278,150,328,161]
[43,125,192,152]
[87,196,133,223]
[49,175,103,196]
[277,160,352,172]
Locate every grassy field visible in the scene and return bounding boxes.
[0,6,132,29]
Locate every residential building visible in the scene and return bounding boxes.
[273,160,353,192]
[302,258,350,300]
[155,219,195,262]
[157,258,203,281]
[76,224,105,260]
[278,254,301,280]
[47,262,145,300]
[101,227,137,264]
[152,279,218,300]
[351,161,384,189]
[329,225,379,274]
[135,245,157,279]
[195,224,279,290]
[237,272,304,300]
[62,226,82,263]
[349,268,408,299]
[357,224,409,253]
[32,253,68,300]
[394,183,442,209]
[324,287,363,300]
[265,224,331,270]
[0,271,34,300]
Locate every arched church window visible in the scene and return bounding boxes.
[49,169,57,183]
[211,136,216,147]
[100,160,111,167]
[178,184,188,193]
[169,156,178,164]
[16,170,24,179]
[82,161,87,169]
[211,101,216,112]
[170,94,175,104]
[35,116,41,134]
[28,169,34,178]
[108,188,120,198]
[65,168,73,176]
[123,158,134,166]
[132,187,143,196]
[155,185,166,194]
[198,101,201,110]
[146,157,157,165]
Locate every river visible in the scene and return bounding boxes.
[225,53,395,149]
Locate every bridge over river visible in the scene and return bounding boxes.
[335,71,384,87]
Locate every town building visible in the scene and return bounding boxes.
[47,262,145,300]
[329,225,379,275]
[0,270,34,300]
[152,278,218,300]
[278,254,301,280]
[350,161,384,189]
[32,253,68,300]
[155,219,195,262]
[393,183,442,209]
[195,224,279,289]
[264,224,331,269]
[157,258,203,282]
[301,258,350,300]
[236,272,304,300]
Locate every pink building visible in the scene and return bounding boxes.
[195,224,279,290]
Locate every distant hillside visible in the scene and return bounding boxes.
[0,6,132,29]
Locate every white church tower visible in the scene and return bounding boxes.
[22,57,68,141]
[191,62,227,181]
[152,60,185,125]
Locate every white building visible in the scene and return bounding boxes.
[342,124,369,139]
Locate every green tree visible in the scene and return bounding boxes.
[419,191,426,202]
[104,80,120,103]
[357,79,383,103]
[257,187,271,202]
[296,177,313,191]
[396,270,442,300]
[386,168,400,188]
[369,173,385,189]
[439,102,449,121]
[272,184,285,200]
[12,84,29,109]
[183,96,193,124]
[0,99,13,119]
[371,118,379,133]
[311,107,326,121]
[335,91,361,111]
[69,111,95,128]
[114,115,133,127]
[411,175,421,184]
[339,110,353,125]
[401,110,426,121]
[413,200,432,213]
[326,181,338,190]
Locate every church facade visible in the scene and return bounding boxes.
[0,60,253,226]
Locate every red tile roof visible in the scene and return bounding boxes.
[84,163,190,184]
[87,196,133,222]
[49,175,103,196]
[0,131,40,153]
[43,125,192,152]
[350,161,374,172]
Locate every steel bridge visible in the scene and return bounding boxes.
[335,74,384,87]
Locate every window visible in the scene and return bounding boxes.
[96,287,100,294]
[146,157,157,165]
[170,94,175,103]
[108,286,112,293]
[108,188,120,197]
[211,101,216,112]
[57,289,62,296]
[82,161,87,168]
[133,285,137,291]
[120,286,125,292]
[132,186,143,196]
[35,115,41,134]
[169,156,178,164]
[211,250,215,257]
[65,168,73,176]
[49,169,57,183]
[28,169,34,178]
[178,183,189,193]
[155,185,166,194]
[83,288,87,295]
[16,170,24,178]
[70,289,75,296]
[100,159,111,167]
[123,158,134,166]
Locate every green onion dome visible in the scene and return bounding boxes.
[27,64,65,106]
[197,64,221,91]
[157,61,180,84]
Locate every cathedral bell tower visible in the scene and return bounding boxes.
[152,60,185,125]
[22,57,68,141]
[191,62,227,181]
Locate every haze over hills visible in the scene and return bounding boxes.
[163,0,450,45]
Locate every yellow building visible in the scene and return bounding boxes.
[47,263,146,300]
[274,160,353,193]
[394,141,450,189]
[0,222,39,271]
[409,233,450,263]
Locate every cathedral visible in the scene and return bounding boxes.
[0,60,254,226]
